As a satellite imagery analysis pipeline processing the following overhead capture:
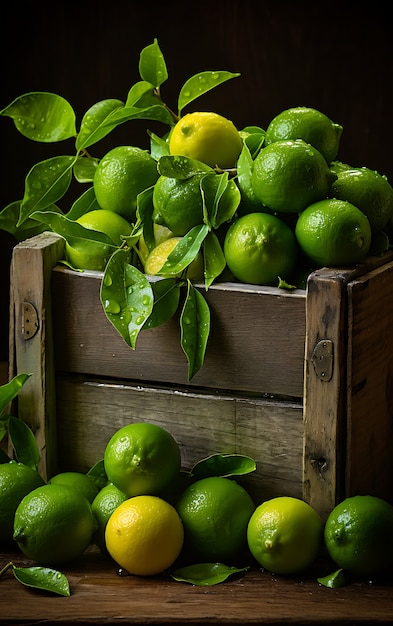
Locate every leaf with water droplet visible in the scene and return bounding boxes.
[126,81,162,108]
[8,415,41,469]
[104,103,173,128]
[158,224,208,276]
[13,566,70,596]
[32,211,118,250]
[317,568,347,588]
[157,155,213,179]
[177,71,241,116]
[0,92,76,142]
[143,278,181,329]
[76,99,124,151]
[0,201,58,240]
[201,172,240,229]
[171,562,249,586]
[100,248,154,349]
[19,156,76,224]
[180,282,210,380]
[203,231,226,288]
[191,453,256,479]
[138,38,168,88]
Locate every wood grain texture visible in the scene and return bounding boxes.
[1,547,392,625]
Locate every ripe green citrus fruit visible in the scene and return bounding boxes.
[295,198,372,267]
[247,496,323,575]
[0,462,45,546]
[48,471,100,503]
[329,166,393,233]
[252,139,337,213]
[223,212,298,285]
[13,483,96,565]
[264,106,343,163]
[144,236,204,280]
[103,422,182,498]
[152,172,206,236]
[169,111,243,169]
[105,495,184,576]
[65,209,132,271]
[93,146,159,220]
[175,475,255,563]
[324,495,393,579]
[91,482,128,551]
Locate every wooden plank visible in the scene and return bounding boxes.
[54,375,303,505]
[51,267,307,397]
[346,259,393,501]
[10,232,65,477]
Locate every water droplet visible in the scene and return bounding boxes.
[104,299,121,314]
[142,295,150,306]
[103,273,113,287]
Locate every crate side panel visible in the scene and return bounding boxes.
[347,260,393,503]
[51,268,306,396]
[54,376,303,504]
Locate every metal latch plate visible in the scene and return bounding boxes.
[22,301,39,340]
[311,339,334,382]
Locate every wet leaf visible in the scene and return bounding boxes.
[201,172,240,229]
[126,81,162,108]
[0,92,76,142]
[0,374,31,416]
[104,104,173,129]
[318,568,347,588]
[148,130,170,160]
[180,282,210,380]
[178,71,241,116]
[101,248,154,349]
[73,156,100,184]
[32,210,117,248]
[0,201,58,240]
[138,38,168,88]
[158,224,209,276]
[66,186,100,221]
[171,562,249,586]
[76,99,124,151]
[87,459,108,490]
[191,453,257,479]
[157,154,213,179]
[143,278,181,330]
[13,566,70,596]
[19,156,76,224]
[8,415,40,469]
[240,126,265,159]
[203,231,226,288]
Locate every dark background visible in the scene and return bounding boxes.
[1,1,392,360]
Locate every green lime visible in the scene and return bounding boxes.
[13,483,96,565]
[264,107,343,163]
[247,496,323,575]
[176,476,255,563]
[329,166,393,233]
[103,422,182,498]
[223,212,298,285]
[152,172,206,236]
[48,471,100,503]
[169,111,243,169]
[324,495,393,578]
[91,482,128,551]
[0,462,45,546]
[93,146,159,221]
[252,139,337,214]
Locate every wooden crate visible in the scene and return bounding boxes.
[8,232,393,520]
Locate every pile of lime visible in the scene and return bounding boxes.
[2,418,393,585]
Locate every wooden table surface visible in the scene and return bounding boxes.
[1,547,393,624]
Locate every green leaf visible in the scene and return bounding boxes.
[0,201,59,240]
[32,211,117,248]
[138,38,168,88]
[8,415,40,469]
[171,562,249,586]
[103,104,174,129]
[76,99,124,151]
[126,81,161,108]
[180,282,210,380]
[143,278,181,330]
[317,569,347,588]
[87,459,108,491]
[66,186,100,221]
[201,172,240,229]
[0,92,76,142]
[191,453,256,479]
[19,156,76,224]
[0,374,31,417]
[100,248,154,349]
[73,155,99,183]
[157,154,213,179]
[13,566,70,596]
[148,130,170,161]
[177,71,241,116]
[203,231,227,288]
[158,224,209,276]
[240,126,265,159]
[278,277,297,290]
